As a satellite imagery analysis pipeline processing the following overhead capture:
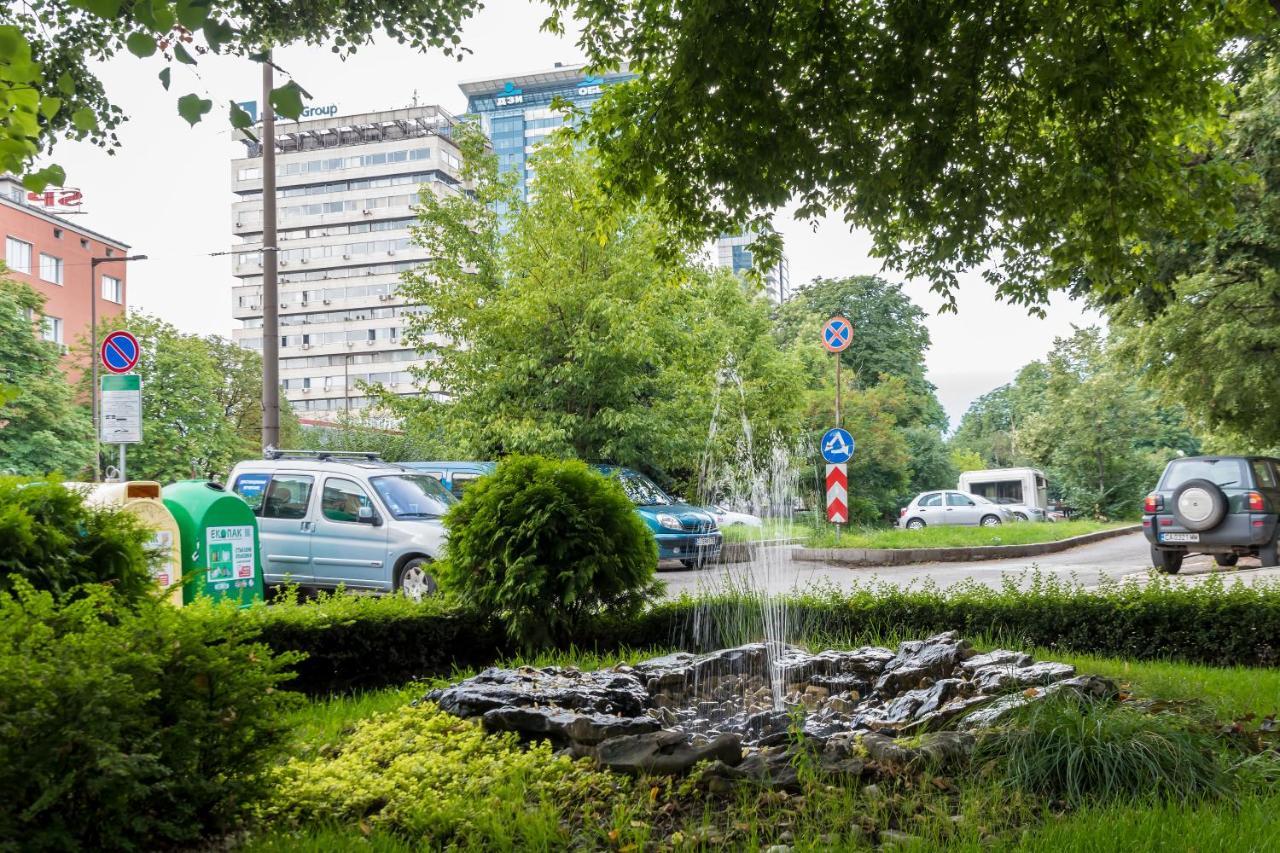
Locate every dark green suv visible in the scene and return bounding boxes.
[1143,456,1280,574]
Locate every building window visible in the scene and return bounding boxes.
[102,275,123,303]
[5,237,32,274]
[80,238,90,250]
[53,228,62,239]
[39,254,63,285]
[106,247,114,257]
[42,315,63,344]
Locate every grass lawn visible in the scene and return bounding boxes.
[242,644,1279,852]
[802,519,1130,550]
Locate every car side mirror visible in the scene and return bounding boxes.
[358,506,380,525]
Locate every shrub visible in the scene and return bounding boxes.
[975,694,1230,804]
[438,455,660,648]
[0,582,302,851]
[0,477,154,600]
[262,701,628,847]
[250,588,506,696]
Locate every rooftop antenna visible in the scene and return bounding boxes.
[410,89,420,107]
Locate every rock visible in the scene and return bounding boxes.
[826,696,858,715]
[779,830,796,843]
[972,661,1075,693]
[880,829,921,847]
[481,706,660,745]
[860,732,918,768]
[914,731,974,769]
[701,750,800,791]
[765,846,792,853]
[874,634,969,696]
[862,783,885,801]
[1052,674,1120,701]
[595,730,743,775]
[957,690,1043,730]
[426,665,650,719]
[823,731,861,760]
[960,649,1033,673]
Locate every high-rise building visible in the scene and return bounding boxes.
[459,63,633,200]
[716,231,791,303]
[0,175,131,378]
[230,105,467,421]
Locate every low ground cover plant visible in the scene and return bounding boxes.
[438,455,661,648]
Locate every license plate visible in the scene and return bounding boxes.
[1161,533,1199,543]
[695,536,718,548]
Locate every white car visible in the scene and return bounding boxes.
[898,490,1014,529]
[991,497,1048,522]
[707,504,763,527]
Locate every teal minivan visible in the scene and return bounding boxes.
[593,465,722,568]
[403,461,496,500]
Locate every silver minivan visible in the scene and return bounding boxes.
[897,490,1013,529]
[227,451,455,599]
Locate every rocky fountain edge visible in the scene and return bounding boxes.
[423,632,1118,787]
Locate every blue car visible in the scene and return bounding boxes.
[402,461,496,500]
[594,465,723,567]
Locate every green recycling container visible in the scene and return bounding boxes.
[162,480,265,606]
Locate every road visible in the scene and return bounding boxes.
[660,532,1280,598]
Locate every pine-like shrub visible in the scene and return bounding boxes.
[438,455,660,648]
[0,477,155,601]
[0,582,302,851]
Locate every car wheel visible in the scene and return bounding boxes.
[1260,540,1280,568]
[1215,554,1239,567]
[396,558,438,601]
[980,515,1002,527]
[1151,547,1183,575]
[1013,512,1028,522]
[906,518,926,530]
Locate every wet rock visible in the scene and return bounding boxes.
[873,633,971,696]
[1053,674,1120,701]
[914,731,974,769]
[702,750,800,791]
[960,649,1033,673]
[860,732,918,768]
[957,690,1043,730]
[481,706,660,745]
[972,661,1075,693]
[596,730,743,775]
[426,665,649,719]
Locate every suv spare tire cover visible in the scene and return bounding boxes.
[1171,479,1228,532]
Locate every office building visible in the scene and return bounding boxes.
[459,63,633,199]
[716,231,792,303]
[230,105,466,420]
[0,175,131,377]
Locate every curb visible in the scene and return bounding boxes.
[792,524,1142,567]
[718,538,803,564]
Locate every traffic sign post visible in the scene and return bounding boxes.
[821,428,855,464]
[99,332,142,481]
[821,316,855,539]
[826,464,848,523]
[101,330,140,374]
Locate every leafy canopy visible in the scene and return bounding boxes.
[548,0,1278,309]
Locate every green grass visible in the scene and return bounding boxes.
[802,519,1129,549]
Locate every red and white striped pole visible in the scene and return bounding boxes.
[826,463,848,523]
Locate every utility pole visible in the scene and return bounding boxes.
[260,51,280,450]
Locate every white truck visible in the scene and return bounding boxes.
[957,468,1051,521]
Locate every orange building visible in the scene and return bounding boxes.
[0,176,131,379]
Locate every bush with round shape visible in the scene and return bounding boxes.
[0,581,302,851]
[438,455,660,648]
[0,476,155,601]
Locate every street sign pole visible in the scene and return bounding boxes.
[821,317,854,540]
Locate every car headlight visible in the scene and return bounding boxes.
[656,513,682,530]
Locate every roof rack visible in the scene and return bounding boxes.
[263,448,383,462]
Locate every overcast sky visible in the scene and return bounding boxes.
[49,0,1097,429]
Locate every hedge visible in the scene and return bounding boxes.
[252,572,1280,697]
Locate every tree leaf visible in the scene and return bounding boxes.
[68,0,122,17]
[56,72,76,96]
[228,100,254,130]
[269,81,307,120]
[175,0,208,29]
[173,42,196,65]
[39,97,62,120]
[71,107,98,132]
[158,67,171,90]
[176,93,212,126]
[125,32,156,58]
[203,17,234,53]
[22,165,66,192]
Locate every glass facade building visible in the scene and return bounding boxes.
[460,63,634,200]
[716,231,792,303]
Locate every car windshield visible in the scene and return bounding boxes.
[615,471,674,506]
[369,474,456,519]
[1160,458,1248,490]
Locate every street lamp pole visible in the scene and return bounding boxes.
[89,254,148,481]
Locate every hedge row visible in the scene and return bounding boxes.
[254,572,1280,696]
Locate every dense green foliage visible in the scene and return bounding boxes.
[262,701,625,846]
[438,456,659,648]
[977,694,1230,804]
[549,0,1276,308]
[80,314,298,482]
[400,128,802,493]
[0,0,480,185]
[0,278,92,476]
[0,477,154,600]
[0,583,301,851]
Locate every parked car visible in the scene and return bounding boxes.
[1143,455,1280,573]
[228,450,456,600]
[403,460,496,499]
[992,497,1048,522]
[594,465,723,568]
[707,503,764,528]
[898,490,1013,529]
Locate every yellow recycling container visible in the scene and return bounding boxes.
[68,481,185,606]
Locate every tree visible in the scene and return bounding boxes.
[549,0,1277,308]
[0,0,480,187]
[1111,52,1280,448]
[0,276,93,476]
[79,314,296,482]
[398,126,804,491]
[950,362,1050,469]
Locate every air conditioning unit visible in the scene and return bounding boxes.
[300,300,309,307]
[300,257,309,264]
[378,294,388,301]
[342,253,351,259]
[280,260,289,266]
[346,341,355,348]
[301,387,311,393]
[386,249,396,256]
[280,302,288,308]
[323,299,332,305]
[365,340,375,346]
[363,209,373,215]
[301,343,310,350]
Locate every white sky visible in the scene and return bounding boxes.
[48,0,1097,429]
